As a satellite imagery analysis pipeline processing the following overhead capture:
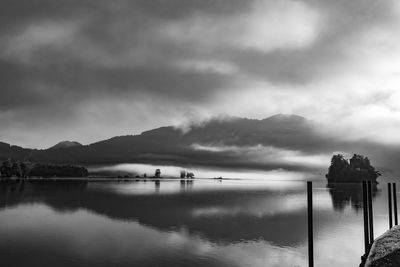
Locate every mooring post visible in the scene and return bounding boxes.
[362,181,370,252]
[367,181,374,244]
[393,183,398,226]
[307,181,313,267]
[388,183,393,229]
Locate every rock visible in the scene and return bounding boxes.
[365,226,400,266]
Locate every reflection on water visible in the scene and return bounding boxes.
[328,183,379,211]
[0,179,395,267]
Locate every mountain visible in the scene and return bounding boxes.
[0,114,329,170]
[0,114,374,172]
[48,141,83,150]
[1,113,398,175]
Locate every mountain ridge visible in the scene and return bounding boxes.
[0,114,336,172]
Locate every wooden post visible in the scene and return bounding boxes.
[367,181,374,244]
[307,181,313,267]
[362,181,370,252]
[388,183,393,229]
[393,183,398,226]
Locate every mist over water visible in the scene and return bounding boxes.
[89,163,320,180]
[0,177,396,267]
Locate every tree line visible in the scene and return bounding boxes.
[0,160,88,178]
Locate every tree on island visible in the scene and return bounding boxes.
[326,154,381,183]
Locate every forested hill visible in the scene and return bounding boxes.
[0,114,326,168]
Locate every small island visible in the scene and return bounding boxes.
[326,154,381,183]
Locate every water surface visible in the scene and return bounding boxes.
[0,178,396,267]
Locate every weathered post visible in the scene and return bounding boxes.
[362,181,370,252]
[367,181,374,243]
[393,183,398,226]
[388,183,393,229]
[307,181,313,267]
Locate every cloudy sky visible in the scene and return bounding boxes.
[2,0,400,149]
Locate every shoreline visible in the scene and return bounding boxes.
[0,177,320,182]
[0,177,226,182]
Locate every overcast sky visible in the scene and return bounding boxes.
[1,0,400,148]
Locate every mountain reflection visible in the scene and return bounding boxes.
[0,179,338,247]
[327,183,378,211]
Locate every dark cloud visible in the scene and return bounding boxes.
[0,0,249,113]
[0,60,232,110]
[0,0,395,103]
[1,0,399,150]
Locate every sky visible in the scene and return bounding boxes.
[2,0,400,149]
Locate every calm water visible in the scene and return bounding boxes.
[0,178,396,267]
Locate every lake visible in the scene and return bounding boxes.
[0,178,396,267]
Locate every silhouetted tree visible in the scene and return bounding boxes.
[0,159,13,178]
[326,154,381,183]
[180,170,186,178]
[11,162,22,177]
[155,169,161,178]
[20,162,28,178]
